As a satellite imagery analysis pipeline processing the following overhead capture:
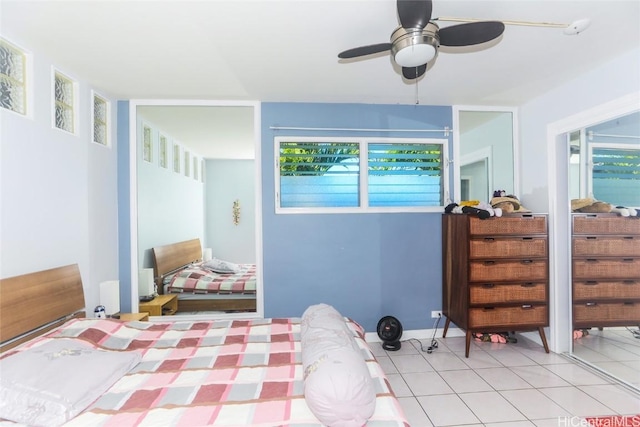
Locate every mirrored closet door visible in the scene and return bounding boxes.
[568,109,640,390]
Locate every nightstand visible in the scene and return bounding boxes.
[138,294,178,317]
[118,312,149,321]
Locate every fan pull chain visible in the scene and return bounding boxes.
[415,72,419,105]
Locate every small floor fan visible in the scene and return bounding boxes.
[377,316,403,351]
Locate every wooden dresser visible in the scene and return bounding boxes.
[442,213,550,357]
[572,214,640,329]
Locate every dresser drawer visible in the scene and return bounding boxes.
[573,236,640,257]
[470,259,547,282]
[573,280,640,300]
[573,215,640,235]
[573,301,640,325]
[469,215,547,236]
[470,282,546,305]
[470,237,547,259]
[469,305,547,328]
[573,258,640,279]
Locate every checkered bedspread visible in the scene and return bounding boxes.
[167,266,256,295]
[13,317,408,426]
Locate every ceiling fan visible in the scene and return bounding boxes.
[337,0,506,80]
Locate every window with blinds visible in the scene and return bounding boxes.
[591,145,640,207]
[276,137,447,212]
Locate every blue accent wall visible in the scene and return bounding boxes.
[261,103,452,331]
[117,101,132,312]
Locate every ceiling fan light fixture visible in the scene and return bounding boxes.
[395,43,436,67]
[391,23,439,68]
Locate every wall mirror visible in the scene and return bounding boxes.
[130,100,262,320]
[455,107,518,202]
[568,109,640,390]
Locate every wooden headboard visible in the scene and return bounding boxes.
[0,264,85,351]
[152,238,202,293]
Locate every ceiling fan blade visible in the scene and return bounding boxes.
[402,64,427,80]
[438,21,505,47]
[397,0,432,30]
[338,43,392,59]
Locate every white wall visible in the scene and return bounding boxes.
[205,159,255,263]
[0,35,119,312]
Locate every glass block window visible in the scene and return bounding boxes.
[0,38,26,115]
[159,134,168,168]
[184,151,191,177]
[54,71,75,133]
[173,143,181,173]
[92,93,108,145]
[142,124,152,162]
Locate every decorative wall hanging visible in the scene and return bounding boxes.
[233,200,240,225]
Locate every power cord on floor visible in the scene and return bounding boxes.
[406,313,442,354]
[626,327,640,339]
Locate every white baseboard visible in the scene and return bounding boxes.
[365,326,465,343]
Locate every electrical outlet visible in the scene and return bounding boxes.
[431,310,442,318]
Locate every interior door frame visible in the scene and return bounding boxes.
[128,99,263,318]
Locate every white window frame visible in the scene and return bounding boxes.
[91,90,110,146]
[142,122,153,163]
[158,132,168,168]
[0,37,30,117]
[173,142,181,174]
[274,136,449,214]
[52,68,78,134]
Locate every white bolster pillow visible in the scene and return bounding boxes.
[301,304,376,427]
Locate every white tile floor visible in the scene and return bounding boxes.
[572,327,640,389]
[369,333,640,427]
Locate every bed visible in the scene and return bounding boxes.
[152,238,257,313]
[0,265,409,427]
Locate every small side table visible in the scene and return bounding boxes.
[138,294,178,317]
[118,312,149,322]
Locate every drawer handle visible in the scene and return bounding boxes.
[623,280,636,285]
[521,260,533,264]
[623,236,634,240]
[622,258,634,262]
[521,283,535,288]
[484,237,495,242]
[522,237,533,241]
[483,261,496,265]
[585,281,599,286]
[585,302,598,307]
[623,301,635,306]
[522,214,534,219]
[521,304,533,309]
[585,259,599,263]
[482,283,495,288]
[586,236,597,240]
[482,307,495,311]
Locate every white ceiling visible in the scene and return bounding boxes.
[2,0,639,157]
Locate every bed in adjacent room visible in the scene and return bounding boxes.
[0,264,409,427]
[152,238,257,313]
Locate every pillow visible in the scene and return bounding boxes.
[202,257,241,274]
[0,338,141,427]
[301,304,376,427]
